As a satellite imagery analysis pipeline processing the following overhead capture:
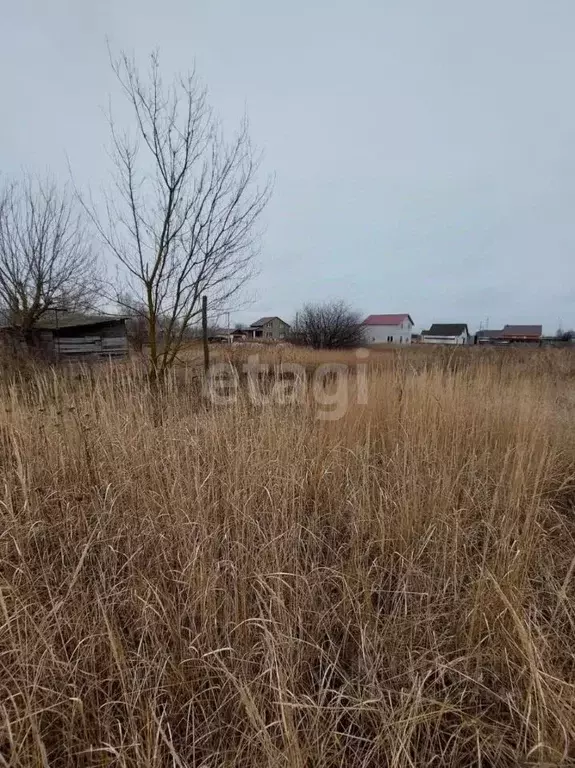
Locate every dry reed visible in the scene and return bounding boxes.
[1,348,575,766]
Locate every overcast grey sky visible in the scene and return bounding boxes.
[2,0,574,332]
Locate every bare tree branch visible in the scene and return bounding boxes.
[86,51,271,380]
[0,174,100,338]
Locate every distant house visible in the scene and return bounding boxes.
[476,329,503,344]
[207,328,232,343]
[476,325,543,345]
[362,314,414,345]
[422,323,470,345]
[248,316,290,340]
[501,324,542,342]
[230,328,248,341]
[1,313,129,360]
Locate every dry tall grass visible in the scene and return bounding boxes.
[1,349,575,766]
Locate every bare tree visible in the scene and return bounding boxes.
[91,51,270,380]
[291,300,365,349]
[556,328,575,342]
[0,175,98,341]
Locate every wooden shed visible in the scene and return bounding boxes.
[33,313,129,360]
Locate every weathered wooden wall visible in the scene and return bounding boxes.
[51,321,129,360]
[54,335,129,358]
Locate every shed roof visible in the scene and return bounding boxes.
[425,323,469,337]
[34,313,127,331]
[363,314,413,326]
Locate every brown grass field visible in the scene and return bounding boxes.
[1,345,575,767]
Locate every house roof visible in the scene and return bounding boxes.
[250,316,289,328]
[502,324,542,337]
[476,325,543,339]
[425,323,469,337]
[363,314,413,326]
[476,329,503,338]
[34,313,128,331]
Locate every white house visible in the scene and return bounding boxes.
[422,323,470,345]
[362,314,414,345]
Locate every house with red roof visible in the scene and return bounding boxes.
[362,313,414,345]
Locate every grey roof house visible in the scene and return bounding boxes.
[248,316,291,340]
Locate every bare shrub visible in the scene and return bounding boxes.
[292,299,365,349]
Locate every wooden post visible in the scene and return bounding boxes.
[202,295,210,374]
[55,307,60,362]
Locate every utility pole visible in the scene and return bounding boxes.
[202,295,210,374]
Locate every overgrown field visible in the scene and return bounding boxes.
[1,348,575,767]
